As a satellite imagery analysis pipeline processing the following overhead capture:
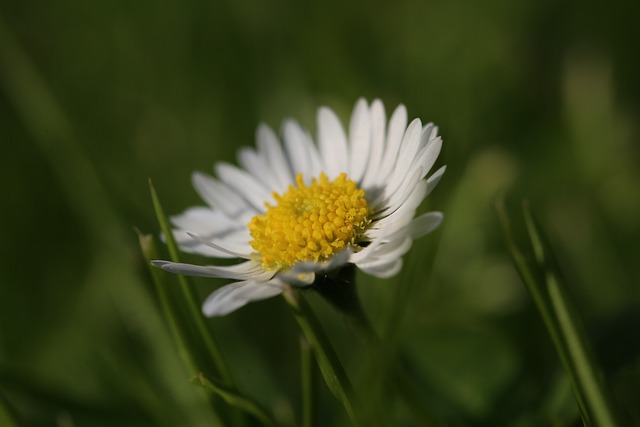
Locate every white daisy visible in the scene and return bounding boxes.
[153,98,445,317]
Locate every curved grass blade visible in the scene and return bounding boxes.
[0,391,20,427]
[300,337,317,427]
[137,232,201,377]
[192,373,276,427]
[314,266,437,426]
[496,197,625,427]
[282,287,358,425]
[148,180,234,385]
[147,183,252,426]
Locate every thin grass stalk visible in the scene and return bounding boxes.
[149,180,234,385]
[282,286,358,425]
[300,337,317,427]
[496,197,624,427]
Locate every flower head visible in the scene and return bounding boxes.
[153,98,445,316]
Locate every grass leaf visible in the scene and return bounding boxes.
[300,337,317,427]
[0,391,20,427]
[496,197,625,427]
[192,373,276,427]
[148,180,234,384]
[282,287,358,425]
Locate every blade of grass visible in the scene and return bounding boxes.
[496,197,624,427]
[282,286,358,425]
[149,180,233,385]
[149,182,253,426]
[192,373,276,427]
[300,337,316,427]
[315,267,437,426]
[138,231,226,426]
[0,391,20,427]
[137,232,201,376]
[522,202,622,427]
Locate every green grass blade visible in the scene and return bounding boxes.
[282,287,358,425]
[138,231,227,425]
[148,180,234,385]
[300,337,317,427]
[192,373,276,427]
[148,182,255,426]
[522,203,622,427]
[496,198,625,427]
[0,391,20,427]
[137,231,200,375]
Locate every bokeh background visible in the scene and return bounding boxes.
[1,0,639,425]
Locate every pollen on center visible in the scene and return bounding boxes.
[248,172,370,270]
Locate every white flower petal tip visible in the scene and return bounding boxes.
[151,260,170,269]
[408,212,444,239]
[291,247,353,274]
[279,272,316,287]
[154,98,445,316]
[186,232,252,259]
[202,281,284,317]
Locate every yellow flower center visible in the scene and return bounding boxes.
[248,173,370,270]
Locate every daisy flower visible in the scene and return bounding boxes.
[153,98,445,316]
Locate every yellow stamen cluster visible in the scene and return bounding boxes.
[248,173,370,270]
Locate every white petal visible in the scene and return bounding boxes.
[375,164,444,224]
[317,106,348,179]
[374,104,407,186]
[202,280,284,317]
[171,230,243,258]
[360,99,386,188]
[383,118,423,197]
[372,165,424,214]
[237,147,261,176]
[215,162,272,212]
[187,232,253,259]
[278,271,316,287]
[290,247,353,274]
[426,165,446,196]
[414,133,442,180]
[357,213,442,266]
[373,179,428,226]
[238,147,280,191]
[192,172,253,217]
[152,260,274,281]
[168,207,249,258]
[171,207,238,236]
[283,120,322,182]
[377,236,413,259]
[404,212,443,239]
[256,124,294,192]
[357,258,403,278]
[347,98,371,184]
[351,234,412,264]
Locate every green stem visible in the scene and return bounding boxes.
[0,391,20,427]
[523,204,621,427]
[300,337,316,427]
[282,287,358,425]
[137,232,200,375]
[193,373,276,427]
[495,197,624,427]
[314,267,437,426]
[149,181,233,384]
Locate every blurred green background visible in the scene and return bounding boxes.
[1,0,639,425]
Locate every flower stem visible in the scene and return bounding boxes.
[300,337,317,427]
[282,286,358,425]
[314,265,437,426]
